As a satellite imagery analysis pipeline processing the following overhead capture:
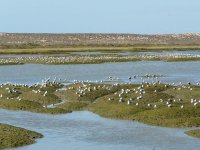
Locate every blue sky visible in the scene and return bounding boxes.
[0,0,199,34]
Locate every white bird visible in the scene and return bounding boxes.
[148,103,151,107]
[119,97,123,103]
[194,102,198,106]
[167,104,172,108]
[43,91,48,96]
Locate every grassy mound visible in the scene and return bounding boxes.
[0,82,70,114]
[0,123,43,149]
[133,107,200,127]
[0,99,69,114]
[57,82,200,128]
[185,130,200,138]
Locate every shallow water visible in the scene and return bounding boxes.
[123,50,200,56]
[0,109,198,150]
[0,61,200,85]
[70,50,200,56]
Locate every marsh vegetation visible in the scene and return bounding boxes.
[0,123,43,149]
[56,82,200,128]
[1,81,200,128]
[0,81,70,114]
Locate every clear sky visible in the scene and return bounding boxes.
[0,0,200,34]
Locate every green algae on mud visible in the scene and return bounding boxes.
[0,123,43,149]
[185,130,200,138]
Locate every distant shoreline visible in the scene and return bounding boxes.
[1,33,200,48]
[1,33,200,55]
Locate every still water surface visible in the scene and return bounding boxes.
[0,61,200,85]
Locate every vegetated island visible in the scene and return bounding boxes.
[185,130,200,138]
[0,123,43,149]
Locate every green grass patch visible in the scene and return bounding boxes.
[0,82,70,114]
[1,45,200,54]
[185,129,200,138]
[0,123,43,149]
[58,83,200,128]
[166,57,200,62]
[58,101,88,112]
[133,107,200,127]
[2,82,200,128]
[0,99,69,114]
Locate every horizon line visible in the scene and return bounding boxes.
[1,32,200,35]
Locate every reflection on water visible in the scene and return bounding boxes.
[0,110,198,150]
[0,61,200,85]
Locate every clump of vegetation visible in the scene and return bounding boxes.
[88,100,142,120]
[0,82,70,114]
[133,107,200,127]
[0,99,69,114]
[185,130,200,138]
[0,123,43,149]
[166,57,200,62]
